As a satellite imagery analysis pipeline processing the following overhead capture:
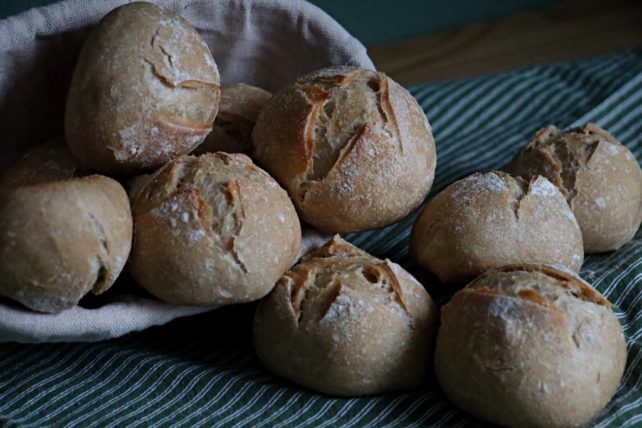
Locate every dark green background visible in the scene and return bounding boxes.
[0,0,559,46]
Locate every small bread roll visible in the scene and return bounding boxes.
[0,176,133,313]
[129,152,301,305]
[507,123,642,253]
[0,142,86,190]
[193,83,271,155]
[411,171,583,284]
[435,264,627,428]
[65,2,221,175]
[253,66,436,233]
[253,236,438,396]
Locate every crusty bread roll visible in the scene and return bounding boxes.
[0,176,133,313]
[193,83,271,155]
[435,264,627,428]
[129,152,301,305]
[253,66,436,233]
[253,236,438,396]
[0,142,87,190]
[65,2,221,175]
[507,123,642,253]
[411,171,583,284]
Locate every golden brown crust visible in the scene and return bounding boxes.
[253,236,438,396]
[128,152,301,305]
[471,263,609,306]
[507,123,642,253]
[410,171,584,284]
[253,66,436,233]
[65,2,221,175]
[0,176,132,313]
[193,83,271,156]
[435,264,627,428]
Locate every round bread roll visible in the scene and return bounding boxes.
[65,2,221,175]
[193,83,271,155]
[411,171,583,284]
[253,235,438,396]
[435,264,627,428]
[129,152,301,305]
[252,66,436,233]
[0,176,133,313]
[0,142,87,190]
[507,123,642,253]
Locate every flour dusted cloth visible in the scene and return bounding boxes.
[0,0,369,343]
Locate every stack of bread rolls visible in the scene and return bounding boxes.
[1,3,640,427]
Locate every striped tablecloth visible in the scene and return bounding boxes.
[1,49,641,427]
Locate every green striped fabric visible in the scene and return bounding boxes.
[2,49,642,427]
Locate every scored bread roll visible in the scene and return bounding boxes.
[253,66,436,233]
[435,264,627,428]
[65,2,221,175]
[0,176,133,313]
[507,123,642,253]
[411,171,584,284]
[193,83,271,155]
[253,236,438,396]
[129,152,301,305]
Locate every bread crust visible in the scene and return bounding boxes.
[253,236,438,396]
[193,83,271,155]
[129,152,301,305]
[65,2,221,175]
[253,66,436,233]
[0,176,133,313]
[435,263,627,428]
[410,171,584,284]
[507,123,642,253]
[0,142,87,191]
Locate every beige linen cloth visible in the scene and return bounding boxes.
[0,0,373,342]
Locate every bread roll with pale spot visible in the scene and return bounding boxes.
[193,83,271,155]
[410,171,583,284]
[129,152,301,305]
[252,66,436,233]
[507,123,642,253]
[65,2,221,175]
[0,176,132,313]
[435,264,627,428]
[253,236,438,396]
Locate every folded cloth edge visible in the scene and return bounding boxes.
[0,229,331,343]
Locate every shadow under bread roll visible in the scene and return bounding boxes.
[0,141,87,191]
[192,83,271,156]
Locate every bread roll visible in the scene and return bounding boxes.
[411,171,584,283]
[507,123,642,253]
[193,83,271,155]
[435,264,627,428]
[129,152,301,305]
[65,2,220,175]
[253,236,438,396]
[0,142,86,190]
[0,176,133,313]
[253,66,436,233]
